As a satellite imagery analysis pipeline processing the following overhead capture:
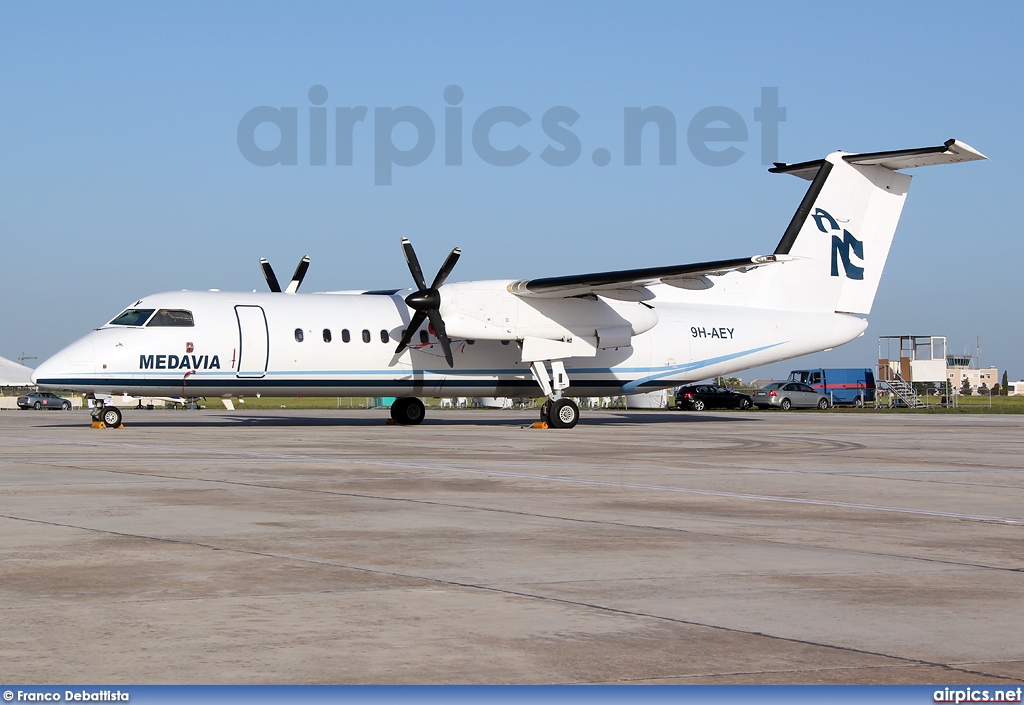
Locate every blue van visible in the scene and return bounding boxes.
[787,368,876,407]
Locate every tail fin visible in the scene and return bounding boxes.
[765,139,985,314]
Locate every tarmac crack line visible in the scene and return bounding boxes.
[3,438,1022,525]
[583,662,1020,685]
[5,458,1024,575]
[0,509,1007,683]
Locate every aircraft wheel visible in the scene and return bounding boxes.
[780,398,792,411]
[102,407,122,428]
[817,397,830,410]
[391,397,425,425]
[548,398,579,429]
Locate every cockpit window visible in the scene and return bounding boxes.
[109,309,155,326]
[147,309,195,327]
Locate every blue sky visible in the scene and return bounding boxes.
[1,2,1018,381]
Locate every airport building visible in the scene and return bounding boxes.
[945,355,1000,394]
[876,336,1005,405]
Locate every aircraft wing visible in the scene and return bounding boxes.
[507,254,790,300]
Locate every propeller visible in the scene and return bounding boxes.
[394,238,461,367]
[260,256,310,294]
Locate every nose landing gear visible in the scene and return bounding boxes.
[90,402,123,428]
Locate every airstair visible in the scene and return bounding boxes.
[878,374,925,408]
[877,335,949,409]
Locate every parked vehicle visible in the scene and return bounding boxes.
[675,384,753,411]
[17,391,72,410]
[787,368,875,407]
[752,382,830,410]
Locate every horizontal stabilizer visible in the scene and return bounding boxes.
[771,139,986,180]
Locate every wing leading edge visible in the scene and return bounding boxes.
[507,254,791,300]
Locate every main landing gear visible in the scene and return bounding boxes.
[390,397,426,425]
[540,397,580,429]
[531,359,579,429]
[386,357,584,429]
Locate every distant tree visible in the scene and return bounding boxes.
[960,377,973,396]
[1003,371,1010,395]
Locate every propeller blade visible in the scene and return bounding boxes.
[430,247,462,289]
[426,309,454,367]
[395,310,428,354]
[401,238,427,291]
[260,258,282,293]
[399,239,460,367]
[285,256,310,294]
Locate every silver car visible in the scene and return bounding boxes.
[17,391,72,410]
[752,381,830,410]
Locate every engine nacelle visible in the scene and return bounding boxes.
[438,280,658,346]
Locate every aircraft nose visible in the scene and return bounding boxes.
[32,339,95,386]
[31,354,57,386]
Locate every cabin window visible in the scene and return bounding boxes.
[419,330,429,344]
[341,329,350,343]
[109,309,155,326]
[323,329,332,343]
[380,329,389,344]
[361,329,371,343]
[295,328,304,343]
[147,309,195,327]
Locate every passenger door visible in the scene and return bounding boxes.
[235,305,269,378]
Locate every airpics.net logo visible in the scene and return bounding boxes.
[236,85,787,185]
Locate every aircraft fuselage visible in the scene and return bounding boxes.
[34,285,866,400]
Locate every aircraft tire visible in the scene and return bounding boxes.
[102,407,122,428]
[548,398,579,429]
[391,397,425,425]
[539,400,551,423]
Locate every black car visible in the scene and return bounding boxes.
[674,384,753,411]
[17,391,72,410]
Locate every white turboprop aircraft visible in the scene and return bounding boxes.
[33,139,985,429]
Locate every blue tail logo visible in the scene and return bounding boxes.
[811,208,864,280]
